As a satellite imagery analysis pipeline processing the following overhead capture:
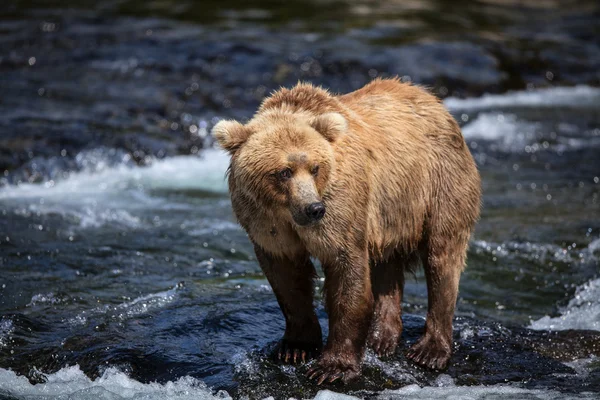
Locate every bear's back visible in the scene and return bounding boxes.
[337,79,479,255]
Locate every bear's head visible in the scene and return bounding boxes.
[212,111,346,226]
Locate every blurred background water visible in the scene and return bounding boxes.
[0,1,599,399]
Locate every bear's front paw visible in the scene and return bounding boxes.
[275,339,321,364]
[406,332,451,370]
[306,354,360,385]
[367,317,402,357]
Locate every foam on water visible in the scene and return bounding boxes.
[1,365,595,400]
[372,385,597,399]
[472,239,600,332]
[445,85,600,111]
[471,238,600,266]
[529,278,600,331]
[317,380,598,399]
[460,111,600,153]
[0,149,230,200]
[461,112,540,147]
[0,365,231,400]
[0,149,230,229]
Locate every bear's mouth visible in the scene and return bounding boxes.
[292,215,320,227]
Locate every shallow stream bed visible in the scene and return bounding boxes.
[1,1,599,399]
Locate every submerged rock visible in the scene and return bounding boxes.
[232,315,600,399]
[3,310,598,398]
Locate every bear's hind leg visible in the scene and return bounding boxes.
[406,233,468,370]
[367,252,416,357]
[254,244,323,364]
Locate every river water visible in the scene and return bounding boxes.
[1,1,599,399]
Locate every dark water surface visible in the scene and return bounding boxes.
[1,1,600,399]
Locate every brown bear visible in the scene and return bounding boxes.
[212,78,481,384]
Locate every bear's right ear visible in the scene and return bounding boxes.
[212,120,253,154]
[309,113,347,142]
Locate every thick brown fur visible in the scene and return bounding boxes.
[212,78,481,384]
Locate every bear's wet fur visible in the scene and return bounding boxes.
[213,78,481,384]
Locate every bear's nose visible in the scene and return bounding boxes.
[305,202,326,221]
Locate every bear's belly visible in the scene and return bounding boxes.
[364,182,429,259]
[366,218,425,260]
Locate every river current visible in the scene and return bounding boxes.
[1,1,599,399]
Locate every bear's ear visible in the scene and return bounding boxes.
[212,120,253,154]
[309,113,347,142]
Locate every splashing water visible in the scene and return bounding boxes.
[529,278,600,331]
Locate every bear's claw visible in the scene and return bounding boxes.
[367,320,401,357]
[368,334,398,357]
[275,339,321,365]
[306,359,359,385]
[406,333,451,370]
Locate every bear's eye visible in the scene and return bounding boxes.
[311,165,319,176]
[279,168,293,180]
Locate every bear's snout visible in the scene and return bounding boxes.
[305,202,326,222]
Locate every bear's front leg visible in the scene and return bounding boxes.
[307,248,373,384]
[254,245,323,364]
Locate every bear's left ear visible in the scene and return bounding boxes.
[309,113,347,142]
[212,120,253,154]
